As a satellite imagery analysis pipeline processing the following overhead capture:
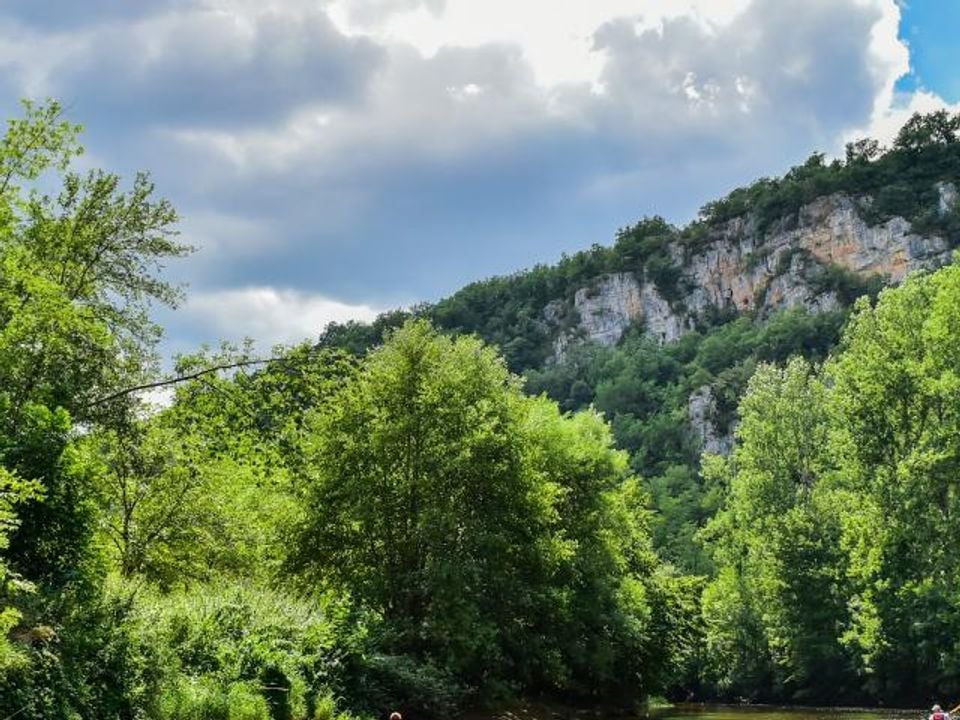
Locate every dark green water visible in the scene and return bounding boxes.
[652,705,922,720]
[472,704,925,720]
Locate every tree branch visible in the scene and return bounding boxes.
[84,357,286,408]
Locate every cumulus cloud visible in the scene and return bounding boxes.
[0,0,954,355]
[50,4,383,129]
[587,0,888,149]
[180,286,383,348]
[838,0,960,148]
[146,0,910,306]
[328,0,752,88]
[160,0,898,184]
[857,89,960,146]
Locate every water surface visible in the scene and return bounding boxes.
[653,705,922,720]
[472,704,924,720]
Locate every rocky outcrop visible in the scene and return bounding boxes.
[548,189,953,356]
[542,187,955,451]
[687,386,733,456]
[683,193,950,317]
[572,273,644,347]
[939,182,958,216]
[543,182,960,455]
[640,282,687,343]
[566,273,687,350]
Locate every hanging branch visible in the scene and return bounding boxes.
[84,357,285,408]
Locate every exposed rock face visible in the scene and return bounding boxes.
[939,182,958,216]
[572,273,643,347]
[567,273,688,348]
[684,193,950,317]
[544,187,955,452]
[640,283,687,343]
[549,190,953,354]
[687,386,733,456]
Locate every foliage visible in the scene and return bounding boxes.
[0,99,189,718]
[292,320,697,705]
[825,263,960,700]
[0,582,165,720]
[701,110,960,237]
[0,469,41,669]
[318,111,960,576]
[700,360,857,703]
[526,307,847,571]
[82,421,205,580]
[82,342,356,586]
[140,582,369,720]
[702,262,960,704]
[0,97,189,583]
[5,96,960,718]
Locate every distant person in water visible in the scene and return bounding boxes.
[931,705,950,720]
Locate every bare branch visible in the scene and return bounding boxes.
[84,357,286,408]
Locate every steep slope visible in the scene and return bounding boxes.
[320,112,960,570]
[556,187,954,354]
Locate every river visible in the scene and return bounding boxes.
[472,704,924,720]
[653,706,923,720]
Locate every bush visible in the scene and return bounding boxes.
[157,679,271,720]
[158,677,230,720]
[342,653,464,719]
[0,583,164,720]
[134,581,371,720]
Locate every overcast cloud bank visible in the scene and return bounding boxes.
[0,0,956,352]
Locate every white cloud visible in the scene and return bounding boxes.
[837,0,958,147]
[171,0,898,182]
[327,0,752,88]
[851,89,960,148]
[3,0,958,362]
[182,287,383,347]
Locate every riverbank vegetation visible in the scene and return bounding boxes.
[0,100,698,719]
[700,263,960,704]
[3,98,960,718]
[321,111,960,574]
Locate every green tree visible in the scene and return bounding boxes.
[521,398,699,699]
[83,421,204,580]
[0,99,189,586]
[0,99,189,719]
[702,263,960,704]
[827,264,960,700]
[702,360,856,702]
[292,320,559,689]
[894,110,960,151]
[291,320,692,702]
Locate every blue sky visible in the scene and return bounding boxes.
[0,0,956,358]
[897,1,960,102]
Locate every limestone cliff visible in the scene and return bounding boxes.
[545,183,957,452]
[551,184,956,357]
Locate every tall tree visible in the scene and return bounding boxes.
[0,99,189,586]
[828,265,960,700]
[702,359,856,702]
[292,320,557,684]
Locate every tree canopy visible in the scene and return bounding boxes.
[3,100,960,718]
[701,262,960,704]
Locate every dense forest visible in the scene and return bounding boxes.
[2,99,960,720]
[321,110,960,573]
